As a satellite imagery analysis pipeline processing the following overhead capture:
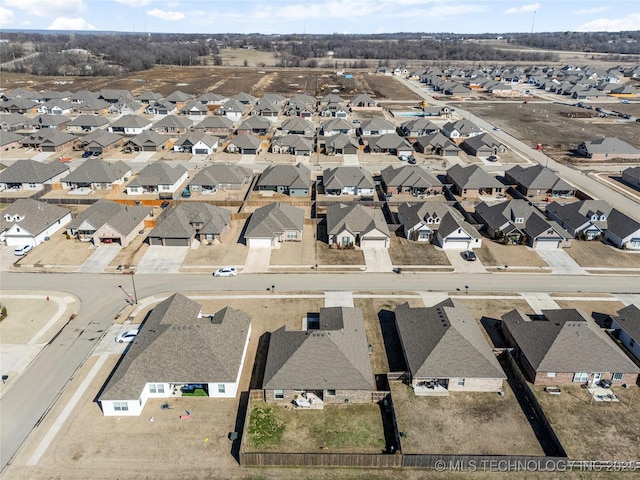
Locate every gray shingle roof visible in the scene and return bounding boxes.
[228,133,261,151]
[100,294,251,401]
[395,300,505,379]
[326,203,390,238]
[447,164,504,190]
[189,164,252,188]
[546,200,640,239]
[67,115,109,128]
[244,202,304,239]
[174,132,219,148]
[0,159,69,183]
[63,159,130,184]
[153,115,193,129]
[380,165,443,189]
[579,137,640,156]
[502,309,640,374]
[81,129,123,147]
[128,161,186,187]
[323,166,374,191]
[263,307,375,390]
[195,116,234,130]
[368,133,413,150]
[613,304,640,348]
[66,199,150,236]
[148,203,230,239]
[0,199,70,237]
[109,115,151,129]
[505,165,573,191]
[257,163,311,189]
[127,130,170,148]
[0,131,24,147]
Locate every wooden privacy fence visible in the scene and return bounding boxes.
[240,452,402,468]
[402,454,567,470]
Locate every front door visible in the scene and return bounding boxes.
[592,373,601,386]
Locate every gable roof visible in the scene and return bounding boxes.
[63,159,130,184]
[244,202,304,239]
[326,203,390,238]
[579,137,640,156]
[359,118,396,133]
[0,159,69,183]
[323,166,374,191]
[100,294,251,400]
[81,129,123,147]
[395,300,505,379]
[0,199,70,236]
[506,165,574,191]
[195,116,234,129]
[174,132,219,148]
[149,203,230,239]
[189,164,252,187]
[613,305,640,347]
[380,165,443,189]
[127,130,170,148]
[447,164,503,189]
[476,199,569,239]
[262,307,375,390]
[228,133,262,150]
[66,199,150,236]
[502,309,640,374]
[257,163,311,189]
[67,115,110,128]
[153,115,193,129]
[109,114,151,129]
[442,119,482,136]
[128,161,186,187]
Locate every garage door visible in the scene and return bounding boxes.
[194,148,208,155]
[361,238,388,248]
[536,239,560,250]
[444,238,471,249]
[248,238,273,248]
[164,238,190,247]
[5,236,35,247]
[148,237,163,246]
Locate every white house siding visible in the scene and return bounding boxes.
[438,231,481,250]
[101,399,143,416]
[605,230,640,250]
[247,238,274,248]
[612,320,640,362]
[3,212,72,247]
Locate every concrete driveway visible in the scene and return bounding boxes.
[243,246,272,273]
[0,244,18,271]
[363,247,393,272]
[536,249,587,275]
[75,245,121,273]
[445,249,487,273]
[136,246,189,273]
[343,154,359,166]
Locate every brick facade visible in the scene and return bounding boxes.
[264,388,374,404]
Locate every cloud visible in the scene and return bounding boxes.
[114,0,153,6]
[4,0,84,18]
[166,1,180,7]
[576,14,640,32]
[0,7,15,27]
[504,3,540,14]
[147,8,185,21]
[574,7,609,15]
[46,17,96,30]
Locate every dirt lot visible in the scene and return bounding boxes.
[14,231,93,268]
[359,74,421,101]
[534,384,640,460]
[564,241,640,269]
[388,234,451,266]
[316,242,365,266]
[474,239,548,269]
[391,382,545,456]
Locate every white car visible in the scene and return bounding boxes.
[214,267,237,277]
[115,329,139,343]
[14,244,33,256]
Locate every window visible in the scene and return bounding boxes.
[218,384,226,394]
[547,372,557,378]
[29,183,37,188]
[113,401,129,412]
[326,389,336,396]
[286,230,297,240]
[457,378,465,387]
[612,373,624,381]
[573,372,589,383]
[149,383,165,394]
[274,389,284,399]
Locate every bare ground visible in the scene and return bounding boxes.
[14,231,93,268]
[388,234,451,266]
[564,241,640,269]
[474,240,548,268]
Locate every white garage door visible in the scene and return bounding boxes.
[443,238,471,250]
[5,236,35,247]
[536,239,560,250]
[194,148,208,155]
[361,238,387,248]
[248,238,273,248]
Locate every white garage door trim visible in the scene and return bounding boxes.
[248,238,273,248]
[536,239,560,250]
[361,238,388,248]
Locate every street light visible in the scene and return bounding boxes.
[118,272,138,304]
[118,284,133,304]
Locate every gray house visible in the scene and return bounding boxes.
[188,164,252,194]
[322,166,375,197]
[380,165,443,197]
[244,202,304,249]
[262,307,375,405]
[621,166,640,190]
[257,163,311,197]
[610,305,640,364]
[446,164,504,198]
[395,300,505,395]
[62,159,131,191]
[225,133,262,155]
[505,165,574,198]
[147,203,231,246]
[126,161,188,198]
[326,203,390,248]
[0,159,69,192]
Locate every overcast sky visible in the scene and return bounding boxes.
[0,0,638,35]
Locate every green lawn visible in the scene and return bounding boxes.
[181,388,208,397]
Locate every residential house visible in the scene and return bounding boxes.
[62,159,131,191]
[380,165,443,197]
[231,92,257,105]
[0,131,24,151]
[244,202,304,248]
[148,203,231,246]
[108,115,152,136]
[179,100,209,116]
[323,133,359,155]
[461,133,506,157]
[505,165,575,198]
[236,116,271,136]
[108,99,142,116]
[35,114,70,130]
[322,166,375,196]
[218,100,246,121]
[165,90,195,107]
[153,115,192,134]
[194,116,234,135]
[326,203,390,248]
[446,164,504,198]
[124,131,170,152]
[270,135,313,155]
[99,294,251,416]
[280,117,315,136]
[398,203,482,249]
[262,306,375,404]
[414,133,460,157]
[197,92,226,106]
[349,93,377,108]
[98,89,133,104]
[135,91,163,104]
[0,159,69,192]
[225,133,262,155]
[395,300,505,395]
[19,129,76,152]
[2,97,38,114]
[0,113,26,132]
[65,199,150,247]
[74,98,111,115]
[319,102,349,118]
[442,119,483,140]
[502,308,640,386]
[0,199,71,247]
[366,133,414,157]
[621,166,640,190]
[126,161,188,198]
[576,137,640,161]
[358,118,396,136]
[257,163,311,196]
[145,100,177,116]
[173,132,219,155]
[66,115,109,134]
[188,164,253,194]
[320,118,355,136]
[610,305,640,363]
[77,130,124,155]
[251,100,280,121]
[476,199,570,249]
[400,118,439,137]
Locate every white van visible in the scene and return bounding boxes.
[14,244,32,256]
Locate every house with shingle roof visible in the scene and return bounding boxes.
[502,308,640,386]
[244,202,304,248]
[319,102,349,118]
[0,198,71,246]
[323,133,359,155]
[461,133,506,157]
[476,199,570,249]
[197,92,226,105]
[165,90,195,106]
[99,294,252,416]
[280,117,315,136]
[326,203,390,248]
[395,300,505,395]
[576,137,640,161]
[188,164,252,194]
[380,165,443,196]
[126,161,188,197]
[320,118,355,136]
[124,130,171,152]
[366,133,414,157]
[610,304,640,363]
[153,115,193,134]
[194,115,234,134]
[173,132,219,155]
[358,118,396,136]
[546,200,640,249]
[35,114,70,130]
[251,100,280,121]
[19,129,77,152]
[231,92,257,105]
[179,100,209,116]
[145,100,177,116]
[398,203,482,249]
[2,97,38,114]
[99,89,133,103]
[66,199,151,247]
[270,134,313,155]
[62,159,131,191]
[66,114,110,134]
[0,159,69,191]
[400,118,439,137]
[446,164,504,198]
[148,203,231,246]
[505,165,575,198]
[257,163,311,196]
[108,98,142,115]
[414,132,460,157]
[218,100,247,121]
[262,306,375,405]
[442,119,483,140]
[621,166,640,191]
[0,131,24,151]
[349,93,377,108]
[108,115,152,136]
[135,91,163,104]
[77,129,124,155]
[236,116,271,136]
[0,113,26,132]
[322,166,375,197]
[226,133,262,155]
